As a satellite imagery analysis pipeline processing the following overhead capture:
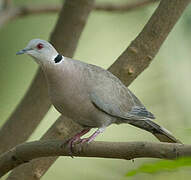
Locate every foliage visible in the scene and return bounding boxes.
[126,157,191,177]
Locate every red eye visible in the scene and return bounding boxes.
[37,43,43,50]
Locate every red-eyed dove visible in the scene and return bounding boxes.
[16,39,181,147]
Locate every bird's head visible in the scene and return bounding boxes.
[16,39,59,65]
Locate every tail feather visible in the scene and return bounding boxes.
[128,119,182,144]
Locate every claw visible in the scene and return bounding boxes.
[67,138,79,157]
[67,128,90,156]
[66,127,106,156]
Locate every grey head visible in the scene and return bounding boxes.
[16,39,59,65]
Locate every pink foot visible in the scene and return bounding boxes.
[79,127,106,144]
[68,129,90,154]
[68,127,106,156]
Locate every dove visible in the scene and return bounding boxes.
[16,39,181,147]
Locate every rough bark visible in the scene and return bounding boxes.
[0,140,189,178]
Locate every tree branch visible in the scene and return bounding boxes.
[7,116,83,179]
[3,0,12,9]
[0,0,158,28]
[95,0,159,12]
[6,0,190,179]
[109,0,191,86]
[0,69,51,155]
[0,7,18,28]
[0,140,189,177]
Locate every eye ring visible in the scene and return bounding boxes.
[36,43,44,50]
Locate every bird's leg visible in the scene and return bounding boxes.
[67,127,105,155]
[79,127,106,144]
[68,128,90,151]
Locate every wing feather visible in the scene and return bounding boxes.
[87,64,154,120]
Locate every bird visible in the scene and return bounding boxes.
[16,39,181,147]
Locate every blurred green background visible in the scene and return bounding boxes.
[1,0,191,179]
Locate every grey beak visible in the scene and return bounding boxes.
[16,48,31,55]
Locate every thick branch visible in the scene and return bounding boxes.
[0,0,158,28]
[0,140,189,177]
[7,116,83,179]
[109,0,191,86]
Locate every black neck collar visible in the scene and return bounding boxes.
[54,54,63,63]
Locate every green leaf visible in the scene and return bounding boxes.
[126,157,191,177]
